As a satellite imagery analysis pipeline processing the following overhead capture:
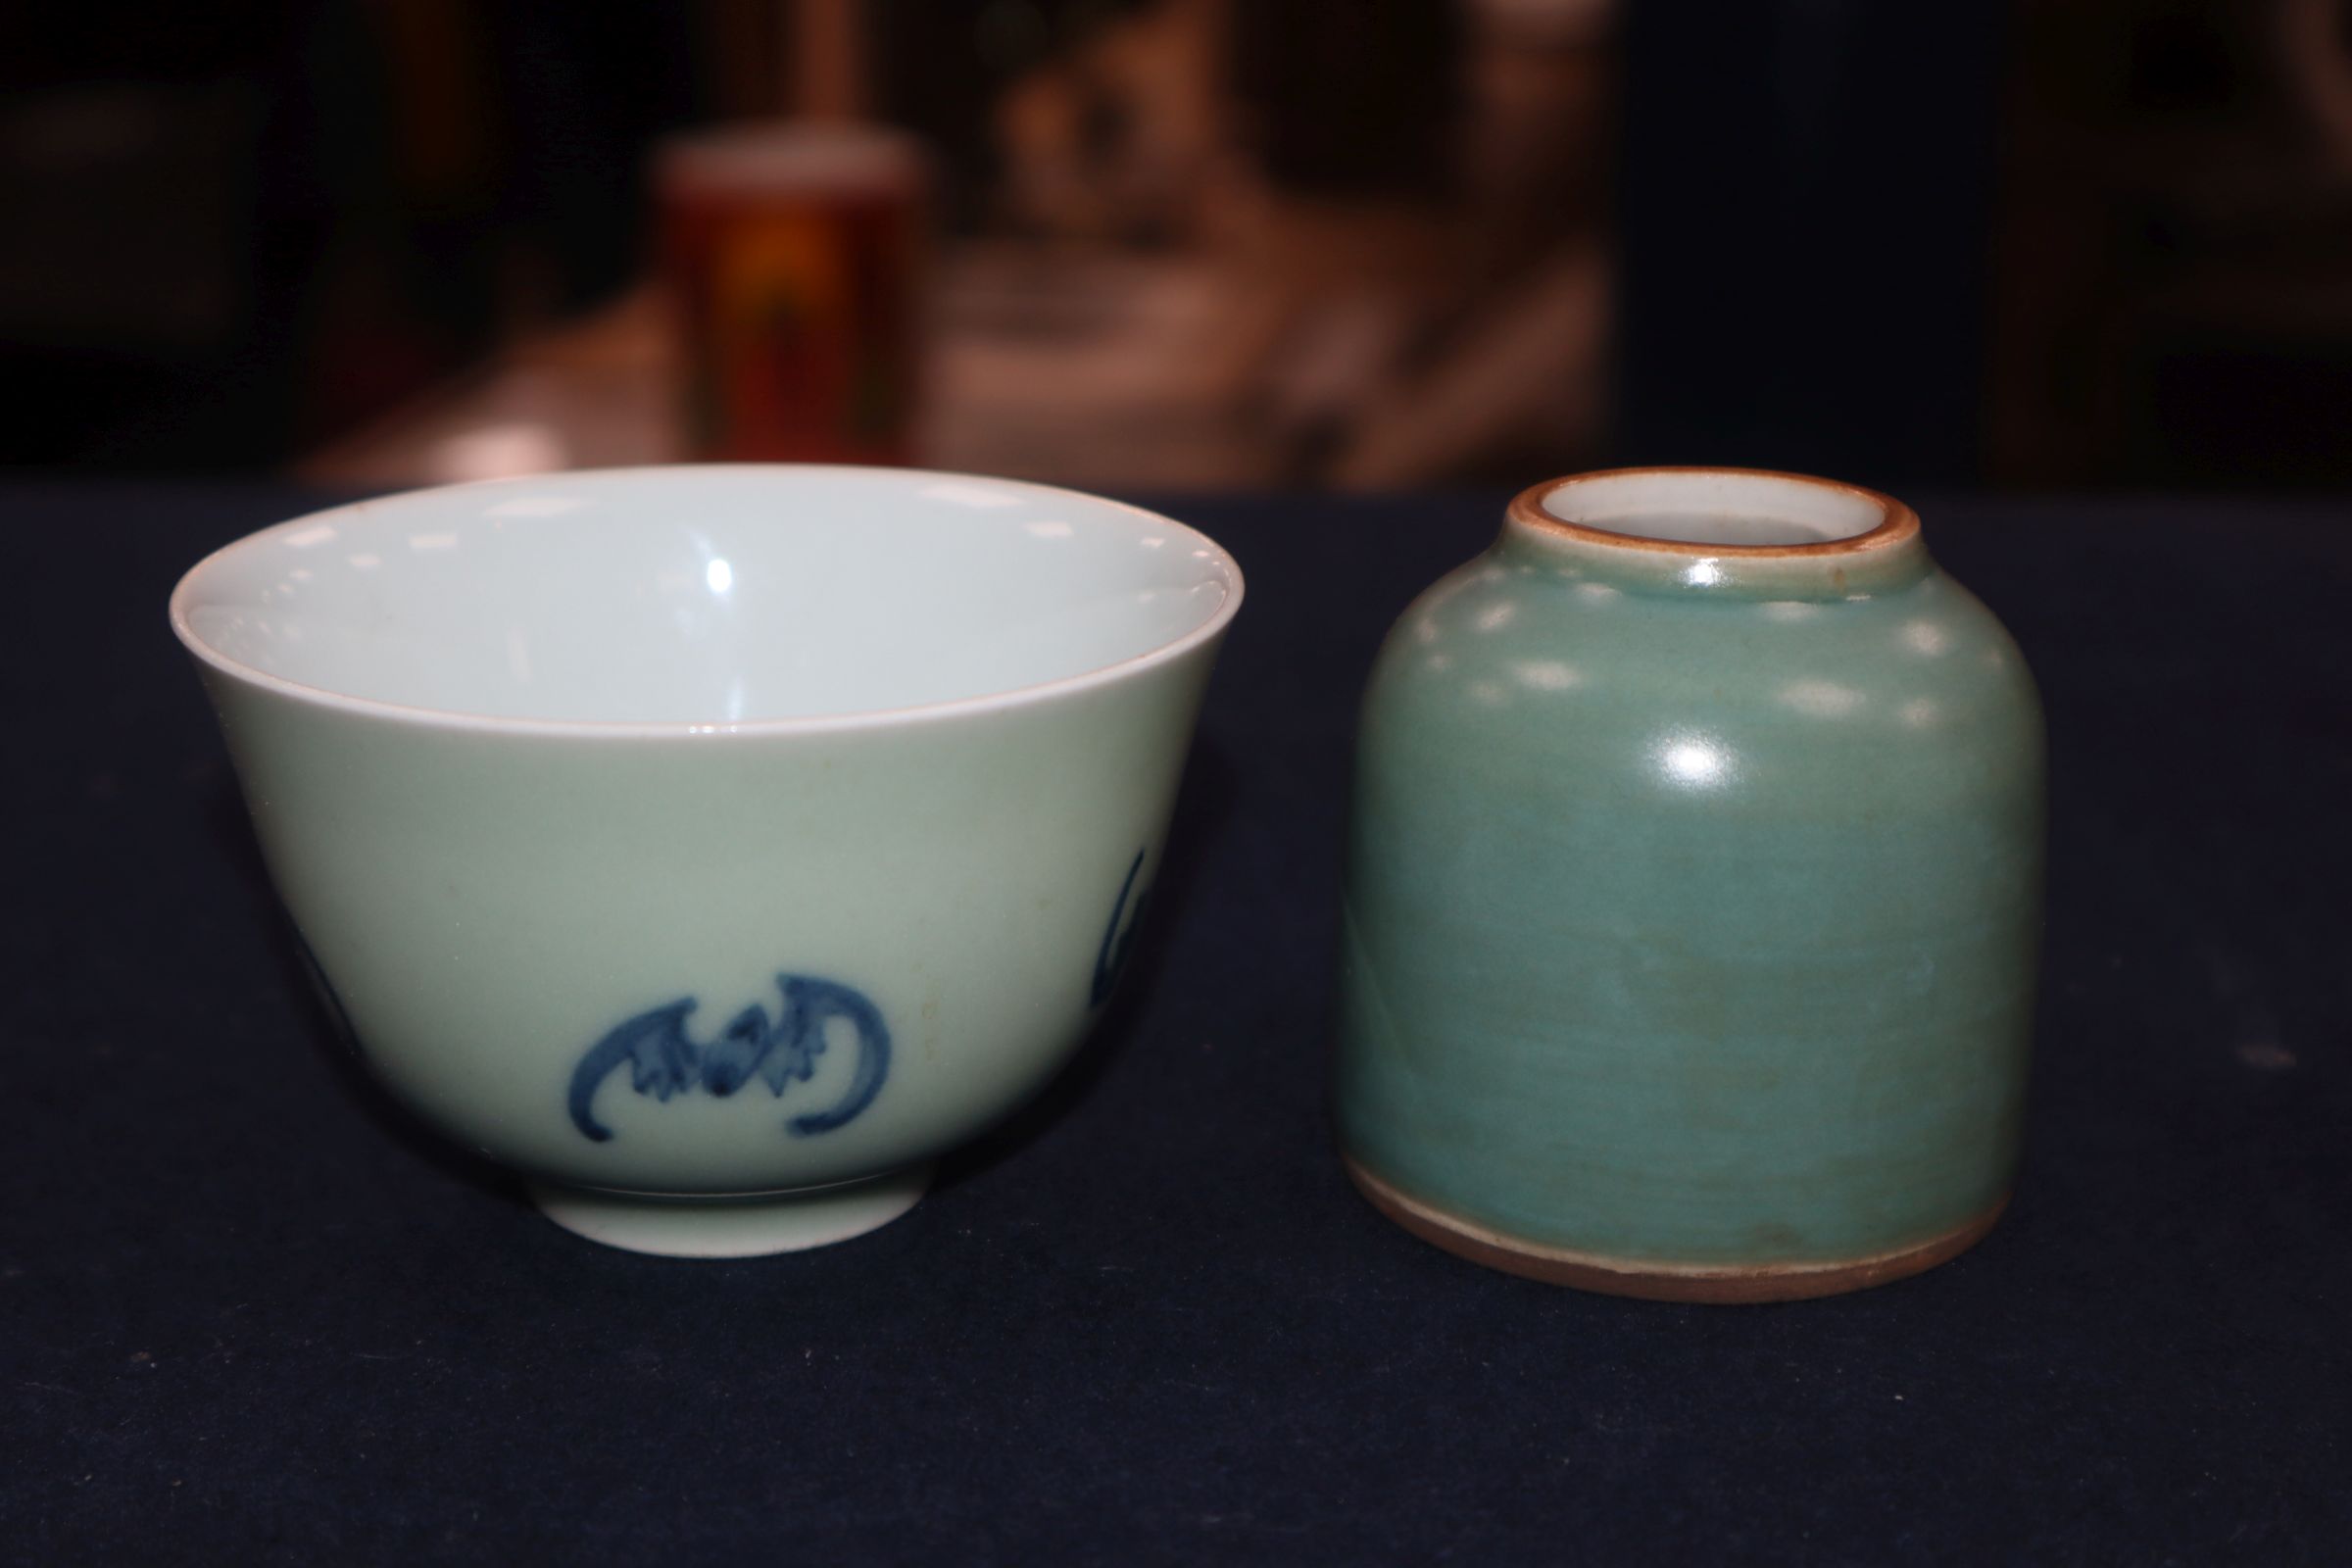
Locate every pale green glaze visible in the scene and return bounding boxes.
[1337,472,2043,1270]
[207,665,1202,1196]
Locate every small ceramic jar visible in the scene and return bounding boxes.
[1336,468,2044,1301]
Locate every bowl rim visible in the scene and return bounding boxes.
[169,464,1246,739]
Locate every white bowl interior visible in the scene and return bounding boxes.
[176,467,1240,724]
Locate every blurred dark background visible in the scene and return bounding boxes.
[4,0,2349,493]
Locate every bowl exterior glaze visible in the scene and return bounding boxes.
[1336,475,2044,1298]
[205,663,1207,1197]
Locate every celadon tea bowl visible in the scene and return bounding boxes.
[1337,468,2044,1301]
[171,466,1242,1256]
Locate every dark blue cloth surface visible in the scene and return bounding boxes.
[4,484,2348,1563]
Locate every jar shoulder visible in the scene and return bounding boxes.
[1361,552,2042,765]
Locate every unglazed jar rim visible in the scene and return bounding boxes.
[1499,466,1932,598]
[655,121,929,202]
[1509,466,1919,556]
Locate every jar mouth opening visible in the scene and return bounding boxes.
[1512,467,1918,557]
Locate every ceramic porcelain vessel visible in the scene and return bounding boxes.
[1336,468,2043,1301]
[172,466,1243,1257]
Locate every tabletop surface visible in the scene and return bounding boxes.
[4,483,2348,1563]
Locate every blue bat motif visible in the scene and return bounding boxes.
[566,975,891,1143]
[1090,849,1152,1008]
[292,929,363,1058]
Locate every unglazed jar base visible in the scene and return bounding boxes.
[1345,1156,2008,1304]
[530,1164,933,1258]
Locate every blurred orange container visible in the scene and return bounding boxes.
[657,122,929,464]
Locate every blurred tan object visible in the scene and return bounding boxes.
[298,288,681,489]
[921,243,1281,489]
[1329,242,1607,488]
[994,0,1234,242]
[791,0,865,121]
[297,251,1290,493]
[300,0,1620,492]
[656,121,928,463]
[1186,0,1615,486]
[972,0,1614,485]
[1461,0,1615,231]
[1300,0,1613,487]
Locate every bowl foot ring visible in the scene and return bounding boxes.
[1344,1154,2007,1302]
[531,1164,932,1258]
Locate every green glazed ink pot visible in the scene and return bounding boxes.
[1336,468,2043,1301]
[172,466,1241,1258]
